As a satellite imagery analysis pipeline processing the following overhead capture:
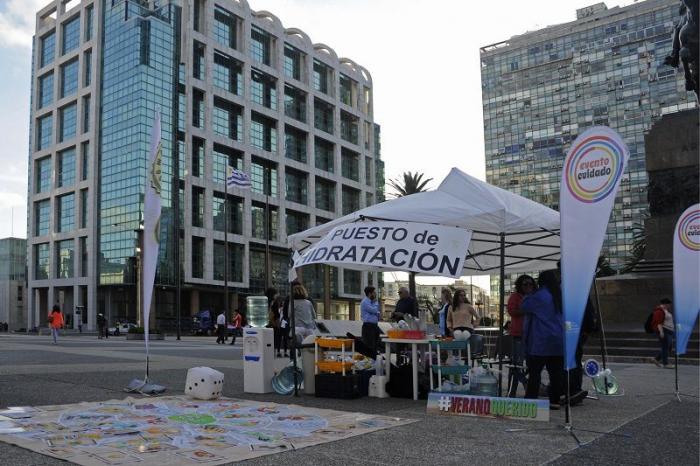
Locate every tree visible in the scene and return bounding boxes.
[387,171,433,297]
[388,171,433,198]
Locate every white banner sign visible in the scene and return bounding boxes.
[673,204,700,355]
[294,221,472,278]
[143,109,162,355]
[560,126,629,370]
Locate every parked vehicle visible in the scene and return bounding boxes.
[108,322,137,336]
[192,310,215,336]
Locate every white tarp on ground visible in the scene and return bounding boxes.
[288,168,561,275]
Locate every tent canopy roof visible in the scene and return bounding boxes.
[288,168,561,275]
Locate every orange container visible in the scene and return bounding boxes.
[403,330,426,339]
[315,338,354,350]
[316,360,354,373]
[386,329,404,339]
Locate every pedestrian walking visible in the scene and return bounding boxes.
[48,304,64,345]
[651,298,675,368]
[96,313,106,339]
[216,310,227,344]
[229,310,242,346]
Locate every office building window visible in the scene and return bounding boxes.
[315,177,335,212]
[213,241,243,282]
[60,59,79,97]
[34,243,50,280]
[80,189,88,228]
[57,193,75,233]
[251,69,277,110]
[344,270,361,295]
[213,97,242,140]
[285,168,307,205]
[366,191,374,206]
[339,74,354,106]
[193,41,206,80]
[314,137,334,173]
[340,111,358,145]
[37,114,53,150]
[213,192,243,234]
[191,237,205,278]
[59,103,77,142]
[341,147,359,181]
[36,156,52,193]
[251,202,278,240]
[192,186,205,228]
[192,89,205,128]
[84,5,93,41]
[56,239,74,278]
[83,50,92,86]
[365,156,373,185]
[284,125,307,162]
[250,158,278,196]
[61,16,80,55]
[41,31,56,67]
[250,26,272,65]
[80,141,89,181]
[82,95,90,133]
[284,44,303,81]
[212,143,243,184]
[79,236,87,277]
[38,72,54,109]
[342,185,360,215]
[284,85,306,122]
[191,137,204,178]
[313,59,331,94]
[35,200,50,236]
[213,5,237,49]
[314,98,334,134]
[213,51,242,95]
[250,112,277,152]
[58,147,76,187]
[286,210,309,236]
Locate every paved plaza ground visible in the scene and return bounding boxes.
[0,333,697,465]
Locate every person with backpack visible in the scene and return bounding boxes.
[651,298,675,368]
[48,304,64,345]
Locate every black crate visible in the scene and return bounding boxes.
[315,373,362,399]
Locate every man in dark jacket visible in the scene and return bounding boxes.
[392,287,419,322]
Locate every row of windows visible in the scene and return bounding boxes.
[36,96,90,150]
[40,5,94,69]
[33,236,88,280]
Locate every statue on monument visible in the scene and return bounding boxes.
[664,0,699,97]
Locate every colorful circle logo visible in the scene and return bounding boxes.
[677,209,700,251]
[565,132,625,203]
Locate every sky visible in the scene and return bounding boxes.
[0,0,637,288]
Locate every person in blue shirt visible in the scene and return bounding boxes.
[522,269,564,410]
[361,286,381,355]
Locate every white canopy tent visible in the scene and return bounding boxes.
[289,168,561,276]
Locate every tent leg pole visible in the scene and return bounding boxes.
[498,233,505,397]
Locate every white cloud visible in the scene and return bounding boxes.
[0,0,46,48]
[0,192,25,208]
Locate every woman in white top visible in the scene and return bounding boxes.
[290,283,317,343]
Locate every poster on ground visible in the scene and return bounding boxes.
[560,126,629,369]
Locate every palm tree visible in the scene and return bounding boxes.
[387,171,433,297]
[388,171,433,198]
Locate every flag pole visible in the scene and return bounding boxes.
[224,166,230,333]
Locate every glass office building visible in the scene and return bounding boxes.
[480,0,697,298]
[0,238,27,330]
[27,0,382,330]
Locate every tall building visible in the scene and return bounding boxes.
[0,238,27,331]
[480,0,697,297]
[27,0,383,330]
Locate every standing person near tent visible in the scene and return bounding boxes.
[392,287,419,322]
[522,269,564,410]
[651,298,675,368]
[269,296,283,357]
[290,283,317,348]
[48,304,64,345]
[507,274,536,397]
[438,287,452,337]
[361,286,381,355]
[215,310,227,344]
[448,289,480,333]
[277,298,290,357]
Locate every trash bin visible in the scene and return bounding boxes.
[302,334,316,395]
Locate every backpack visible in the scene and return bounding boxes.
[644,312,655,334]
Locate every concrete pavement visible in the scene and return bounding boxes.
[0,333,697,465]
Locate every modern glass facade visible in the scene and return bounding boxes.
[27,0,383,330]
[481,0,697,271]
